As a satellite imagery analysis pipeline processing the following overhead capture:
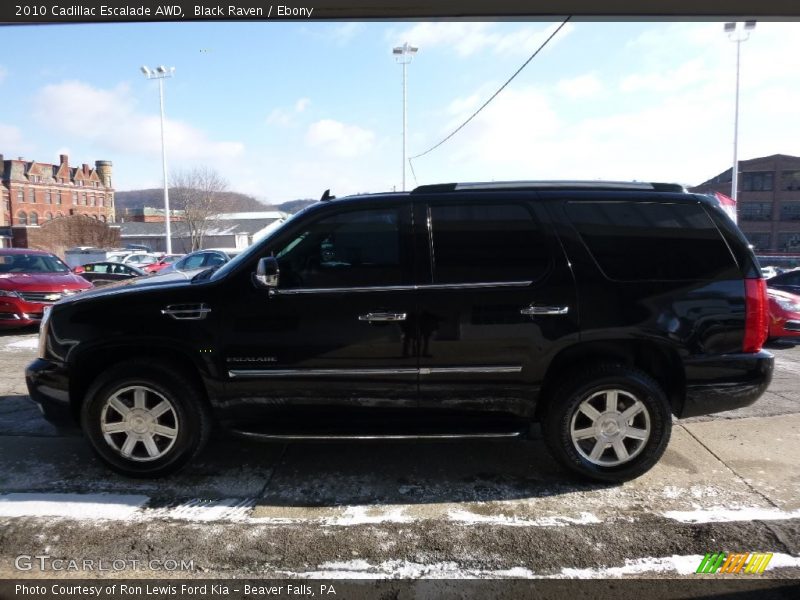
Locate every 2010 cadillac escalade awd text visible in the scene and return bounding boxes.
[26,181,774,481]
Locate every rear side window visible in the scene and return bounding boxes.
[429,203,549,284]
[566,201,738,281]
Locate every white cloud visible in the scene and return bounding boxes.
[329,22,364,45]
[34,80,244,162]
[306,119,375,158]
[266,97,312,126]
[0,123,24,149]
[388,22,573,57]
[557,73,604,99]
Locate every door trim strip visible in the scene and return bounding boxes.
[228,365,523,378]
[272,281,532,295]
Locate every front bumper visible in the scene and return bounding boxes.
[25,358,77,427]
[680,350,774,418]
[0,297,46,328]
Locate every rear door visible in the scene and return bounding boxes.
[415,193,578,417]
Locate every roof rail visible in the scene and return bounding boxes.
[412,181,686,194]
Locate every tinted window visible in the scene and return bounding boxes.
[429,203,549,284]
[275,207,404,289]
[566,201,738,281]
[181,254,207,270]
[0,253,69,273]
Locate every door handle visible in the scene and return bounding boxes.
[520,305,569,316]
[358,312,407,322]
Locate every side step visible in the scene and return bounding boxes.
[227,413,531,442]
[229,429,526,442]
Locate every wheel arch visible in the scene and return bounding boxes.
[537,339,686,420]
[68,344,212,422]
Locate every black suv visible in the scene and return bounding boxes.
[26,181,773,482]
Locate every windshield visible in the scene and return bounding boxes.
[0,253,71,274]
[209,208,313,282]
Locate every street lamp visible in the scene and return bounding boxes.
[393,42,418,192]
[724,20,756,203]
[141,64,175,254]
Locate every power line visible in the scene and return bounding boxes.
[408,16,572,181]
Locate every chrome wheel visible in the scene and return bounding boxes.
[100,385,179,462]
[569,388,651,467]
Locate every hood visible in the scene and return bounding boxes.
[0,271,92,292]
[65,268,205,301]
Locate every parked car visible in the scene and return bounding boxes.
[761,266,782,279]
[158,249,237,274]
[766,268,800,295]
[144,254,183,274]
[26,181,773,481]
[767,288,800,341]
[73,262,147,288]
[119,253,160,268]
[0,249,92,329]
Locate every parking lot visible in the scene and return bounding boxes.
[0,329,799,579]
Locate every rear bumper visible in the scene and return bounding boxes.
[680,350,774,418]
[25,357,77,427]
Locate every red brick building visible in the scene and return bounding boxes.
[690,154,800,253]
[1,154,115,246]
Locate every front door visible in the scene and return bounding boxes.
[218,203,418,426]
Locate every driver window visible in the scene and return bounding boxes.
[275,207,402,289]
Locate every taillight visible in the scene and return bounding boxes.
[743,278,769,353]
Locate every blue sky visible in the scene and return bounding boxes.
[1,20,799,204]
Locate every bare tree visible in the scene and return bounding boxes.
[170,167,228,251]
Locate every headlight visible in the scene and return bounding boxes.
[38,306,52,359]
[0,290,20,298]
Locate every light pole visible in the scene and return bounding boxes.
[393,42,418,192]
[724,21,756,203]
[141,65,175,254]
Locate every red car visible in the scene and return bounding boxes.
[0,249,93,328]
[767,288,800,340]
[144,254,183,273]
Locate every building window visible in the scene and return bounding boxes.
[746,232,771,251]
[29,212,39,225]
[781,203,800,222]
[778,232,800,252]
[89,195,95,206]
[81,193,87,205]
[17,190,24,203]
[45,190,52,204]
[98,195,104,207]
[45,212,54,221]
[29,189,35,203]
[781,170,800,191]
[57,191,62,205]
[99,214,107,223]
[741,171,774,192]
[740,202,772,221]
[17,211,27,225]
[72,192,78,204]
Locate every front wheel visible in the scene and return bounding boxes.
[81,360,211,477]
[542,364,672,483]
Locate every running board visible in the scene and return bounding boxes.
[229,430,526,442]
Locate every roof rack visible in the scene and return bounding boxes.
[412,181,686,194]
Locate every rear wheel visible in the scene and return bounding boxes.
[542,364,671,482]
[81,360,210,477]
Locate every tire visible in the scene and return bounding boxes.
[81,360,211,477]
[542,364,672,483]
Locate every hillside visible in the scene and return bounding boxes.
[115,189,272,215]
[115,189,318,216]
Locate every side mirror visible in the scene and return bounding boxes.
[253,256,279,291]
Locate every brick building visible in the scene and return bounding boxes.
[1,154,115,247]
[690,154,800,253]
